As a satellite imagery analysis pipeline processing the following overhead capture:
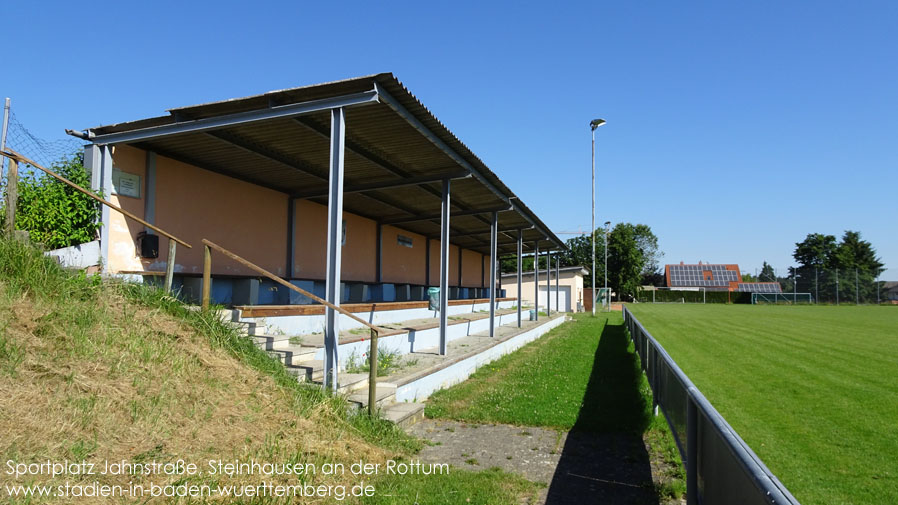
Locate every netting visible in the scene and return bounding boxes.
[751,293,813,305]
[3,109,84,170]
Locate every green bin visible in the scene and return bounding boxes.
[427,287,440,311]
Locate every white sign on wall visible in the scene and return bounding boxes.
[112,168,141,198]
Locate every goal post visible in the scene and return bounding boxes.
[751,293,814,305]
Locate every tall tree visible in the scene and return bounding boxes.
[759,261,776,282]
[791,230,885,302]
[633,224,662,276]
[607,223,645,300]
[833,231,884,275]
[558,232,606,285]
[793,233,838,269]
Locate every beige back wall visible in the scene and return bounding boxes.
[501,270,585,312]
[381,225,426,285]
[107,146,499,286]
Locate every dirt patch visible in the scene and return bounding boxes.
[409,419,684,505]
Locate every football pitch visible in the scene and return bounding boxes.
[626,304,898,505]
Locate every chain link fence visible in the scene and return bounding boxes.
[763,266,889,305]
[1,98,85,194]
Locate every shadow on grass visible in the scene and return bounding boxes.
[544,317,658,504]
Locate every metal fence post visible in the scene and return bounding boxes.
[686,394,698,505]
[0,98,9,174]
[368,329,378,416]
[855,268,859,305]
[836,269,840,305]
[4,158,16,234]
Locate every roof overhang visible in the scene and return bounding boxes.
[78,73,565,256]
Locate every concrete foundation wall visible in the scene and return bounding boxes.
[395,315,567,402]
[310,311,520,367]
[45,240,101,269]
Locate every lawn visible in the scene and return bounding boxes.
[425,312,686,499]
[627,304,898,505]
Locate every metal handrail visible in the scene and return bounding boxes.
[1,149,190,294]
[0,150,192,248]
[201,239,383,415]
[623,306,800,505]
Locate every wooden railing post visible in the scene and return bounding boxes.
[0,150,191,249]
[368,328,378,416]
[164,239,177,294]
[202,244,212,310]
[4,157,17,234]
[199,239,390,413]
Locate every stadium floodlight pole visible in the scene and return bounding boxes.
[590,118,606,316]
[604,220,611,311]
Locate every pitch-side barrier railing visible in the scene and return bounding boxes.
[623,307,800,505]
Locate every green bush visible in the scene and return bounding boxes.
[2,151,101,249]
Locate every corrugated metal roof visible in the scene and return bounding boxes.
[83,73,564,255]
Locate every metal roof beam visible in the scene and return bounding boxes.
[451,225,534,239]
[87,89,380,145]
[134,144,278,190]
[292,171,470,199]
[375,83,564,249]
[294,116,416,178]
[375,83,507,204]
[382,206,511,225]
[205,131,327,180]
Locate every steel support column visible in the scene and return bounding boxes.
[516,230,523,328]
[534,243,539,321]
[489,211,498,338]
[324,108,346,392]
[545,250,551,315]
[99,145,113,272]
[556,256,560,312]
[439,179,451,355]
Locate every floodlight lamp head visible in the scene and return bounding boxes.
[604,221,611,227]
[590,118,606,131]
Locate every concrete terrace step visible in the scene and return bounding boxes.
[347,384,397,410]
[382,314,568,403]
[382,402,426,428]
[286,360,324,382]
[237,300,568,428]
[265,345,319,367]
[292,307,522,349]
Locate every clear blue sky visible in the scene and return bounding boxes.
[4,1,897,279]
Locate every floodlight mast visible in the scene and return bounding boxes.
[604,221,611,310]
[590,118,606,316]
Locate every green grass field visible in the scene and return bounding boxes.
[627,304,898,505]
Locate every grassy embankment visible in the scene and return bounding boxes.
[627,304,898,505]
[0,236,538,504]
[425,312,686,499]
